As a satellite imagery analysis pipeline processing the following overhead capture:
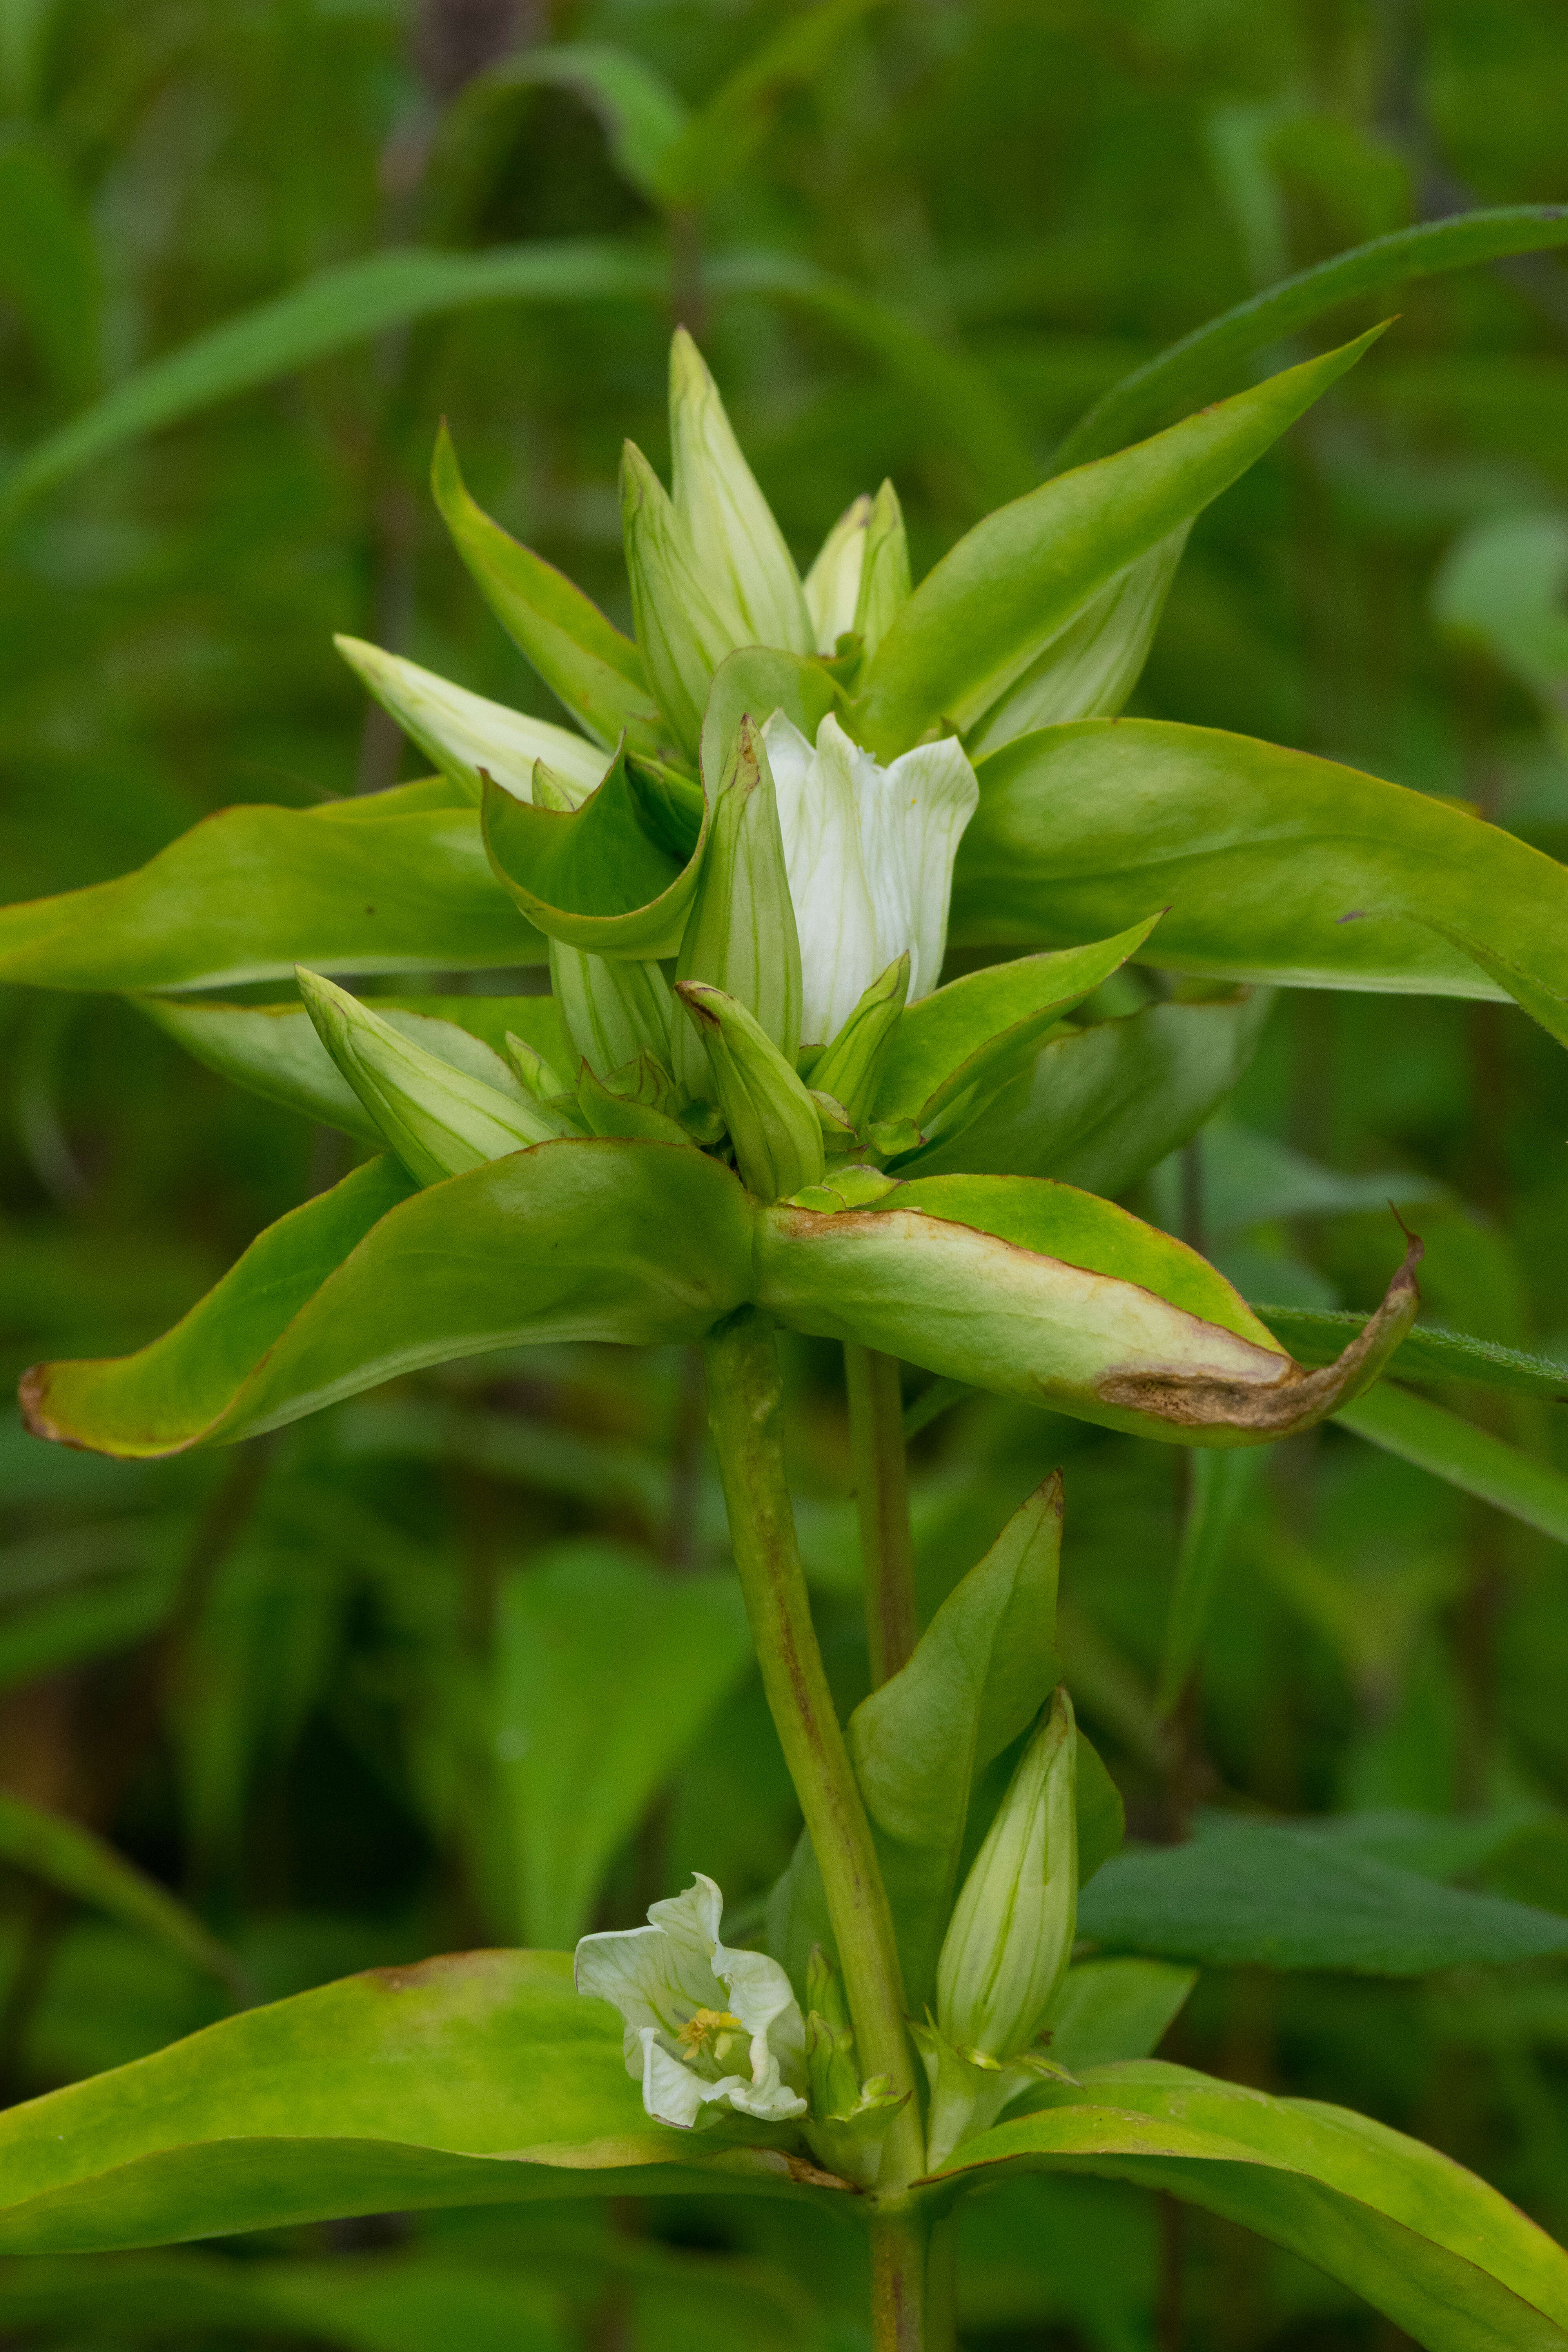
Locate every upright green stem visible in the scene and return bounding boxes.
[703,1308,925,2201]
[869,2203,929,2352]
[844,1344,918,1686]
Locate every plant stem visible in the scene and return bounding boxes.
[845,1344,918,1686]
[703,1308,924,2196]
[868,2203,929,2352]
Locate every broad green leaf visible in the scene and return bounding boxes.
[22,1142,754,1459]
[431,425,665,757]
[0,2249,568,2352]
[1043,1958,1196,2074]
[1432,512,1568,741]
[482,740,707,958]
[494,1544,752,1947]
[1198,1118,1446,1235]
[848,1477,1063,2002]
[1156,1451,1261,1711]
[937,2058,1568,2349]
[0,1791,246,1998]
[0,1953,799,2253]
[757,1175,1418,1446]
[1335,1383,1568,1548]
[955,718,1568,998]
[0,784,537,992]
[335,635,612,804]
[851,330,1382,760]
[873,918,1161,1131]
[908,989,1272,1191]
[1256,1308,1568,1400]
[1076,1822,1568,1973]
[1049,205,1568,472]
[138,996,573,1141]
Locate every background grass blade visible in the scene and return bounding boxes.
[1334,1384,1568,1547]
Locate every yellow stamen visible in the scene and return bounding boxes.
[679,2006,744,2055]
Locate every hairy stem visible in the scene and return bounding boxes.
[845,1344,918,1686]
[704,1308,924,2193]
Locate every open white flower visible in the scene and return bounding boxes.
[574,1874,807,2132]
[762,711,980,1046]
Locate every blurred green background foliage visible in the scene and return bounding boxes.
[3,0,1568,2344]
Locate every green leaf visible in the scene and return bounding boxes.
[675,983,823,1202]
[482,739,707,958]
[848,1476,1063,2002]
[1255,1308,1568,1402]
[1421,917,1568,1053]
[1049,205,1568,473]
[851,330,1383,760]
[22,1143,753,1459]
[955,717,1568,997]
[1156,1451,1261,1712]
[0,784,537,992]
[1432,512,1568,740]
[335,635,613,804]
[908,989,1272,1192]
[1334,1383,1568,1548]
[493,1544,752,1948]
[936,2058,1568,2349]
[0,1791,247,1999]
[1074,1731,1127,1888]
[0,1953,799,2253]
[1043,1958,1196,2074]
[431,424,664,757]
[873,918,1161,1132]
[699,646,844,801]
[1076,1822,1568,1973]
[758,1176,1419,1446]
[437,42,690,210]
[137,996,572,1141]
[673,714,802,1092]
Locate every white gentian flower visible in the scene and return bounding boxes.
[574,1873,808,2132]
[762,710,980,1045]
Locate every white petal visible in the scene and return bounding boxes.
[880,737,980,1001]
[575,1881,728,2078]
[334,637,608,804]
[764,711,882,1044]
[713,1940,808,2096]
[640,2028,709,2129]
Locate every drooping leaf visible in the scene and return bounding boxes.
[757,1176,1418,1446]
[431,423,665,756]
[873,918,1161,1132]
[907,990,1272,1191]
[848,1477,1063,2001]
[851,330,1383,760]
[0,783,537,992]
[1049,204,1568,472]
[0,1791,247,1998]
[1335,1384,1568,1548]
[0,1954,803,2253]
[138,996,573,1141]
[936,2058,1568,2350]
[954,718,1568,998]
[1076,1822,1568,1973]
[482,739,707,958]
[494,1545,752,1948]
[22,1143,754,1459]
[1042,1958,1197,2074]
[1255,1308,1568,1401]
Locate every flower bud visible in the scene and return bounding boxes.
[803,494,871,655]
[547,939,671,1083]
[333,636,606,807]
[674,981,824,1203]
[668,328,813,658]
[503,1032,569,1104]
[576,1059,690,1147]
[936,1685,1078,2063]
[671,715,802,1096]
[296,969,568,1187]
[853,480,911,662]
[802,955,909,1130]
[621,441,746,756]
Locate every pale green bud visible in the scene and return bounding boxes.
[333,636,606,806]
[674,982,825,1203]
[621,441,746,756]
[803,494,871,654]
[576,1058,690,1147]
[671,715,802,1095]
[936,1686,1078,2064]
[802,955,909,1132]
[296,969,567,1186]
[853,480,912,663]
[548,939,672,1083]
[668,328,813,658]
[503,1031,570,1103]
[806,1944,849,2034]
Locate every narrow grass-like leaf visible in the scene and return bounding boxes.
[1255,1309,1568,1401]
[1334,1384,1568,1547]
[1156,1452,1261,1712]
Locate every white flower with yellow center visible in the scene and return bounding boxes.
[574,1874,807,2132]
